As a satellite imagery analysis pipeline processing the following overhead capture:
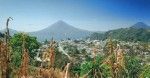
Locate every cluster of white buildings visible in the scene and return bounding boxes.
[35,39,150,65]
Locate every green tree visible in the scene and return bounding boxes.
[80,55,112,78]
[10,33,40,67]
[125,56,142,78]
[139,65,150,78]
[54,47,70,69]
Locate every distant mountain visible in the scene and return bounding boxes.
[0,32,4,38]
[131,22,150,29]
[1,21,149,42]
[29,20,92,41]
[0,28,18,36]
[88,32,104,40]
[89,22,150,42]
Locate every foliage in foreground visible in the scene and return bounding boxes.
[80,56,112,78]
[125,56,143,78]
[0,32,149,78]
[139,65,150,78]
[10,33,40,67]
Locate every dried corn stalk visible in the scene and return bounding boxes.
[41,39,55,68]
[18,34,30,78]
[63,63,71,78]
[0,40,8,78]
[93,48,97,64]
[0,17,13,78]
[49,46,55,67]
[103,39,125,78]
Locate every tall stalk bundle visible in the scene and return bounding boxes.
[0,17,13,78]
[49,46,55,68]
[18,34,29,78]
[43,40,55,68]
[103,39,125,78]
[0,40,8,78]
[63,63,71,78]
[93,48,97,64]
[18,48,29,78]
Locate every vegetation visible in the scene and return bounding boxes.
[125,56,142,78]
[88,32,104,40]
[0,32,149,78]
[0,19,149,78]
[140,64,150,78]
[10,33,40,67]
[89,28,150,42]
[80,55,112,78]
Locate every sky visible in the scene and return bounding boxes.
[0,0,150,32]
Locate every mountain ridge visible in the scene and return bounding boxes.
[0,28,18,36]
[89,22,150,42]
[131,22,150,29]
[0,21,149,42]
[29,20,92,41]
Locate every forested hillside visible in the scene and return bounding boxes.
[89,23,150,42]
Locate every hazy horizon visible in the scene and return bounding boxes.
[0,0,150,32]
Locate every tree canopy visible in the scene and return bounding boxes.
[10,33,40,67]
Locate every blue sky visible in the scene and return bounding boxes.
[0,0,150,32]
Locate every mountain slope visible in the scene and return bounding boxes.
[104,28,150,42]
[0,32,4,38]
[131,22,150,29]
[29,20,92,41]
[0,28,18,36]
[89,22,150,42]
